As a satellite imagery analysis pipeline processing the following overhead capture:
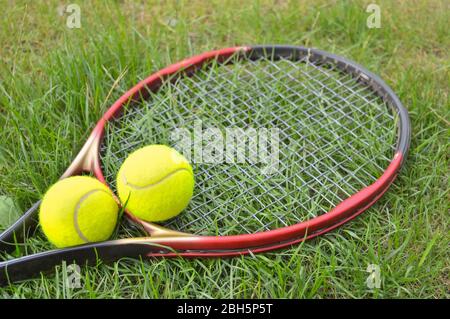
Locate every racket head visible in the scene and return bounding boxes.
[73,45,410,253]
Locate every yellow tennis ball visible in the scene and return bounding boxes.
[116,145,194,222]
[39,176,119,248]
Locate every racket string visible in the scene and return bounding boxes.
[101,56,397,235]
[257,59,394,151]
[193,58,394,168]
[182,62,394,183]
[159,73,353,224]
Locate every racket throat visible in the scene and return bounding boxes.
[62,127,103,179]
[127,213,192,238]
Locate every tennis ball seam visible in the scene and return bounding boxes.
[73,188,112,243]
[121,168,193,190]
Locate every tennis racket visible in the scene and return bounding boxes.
[0,45,410,285]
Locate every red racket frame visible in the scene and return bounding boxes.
[64,46,406,255]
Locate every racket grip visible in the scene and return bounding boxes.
[0,201,41,253]
[0,239,168,286]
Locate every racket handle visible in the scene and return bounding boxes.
[0,239,167,286]
[0,201,41,253]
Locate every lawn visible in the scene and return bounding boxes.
[0,0,448,298]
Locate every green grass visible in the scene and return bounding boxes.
[0,0,448,298]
